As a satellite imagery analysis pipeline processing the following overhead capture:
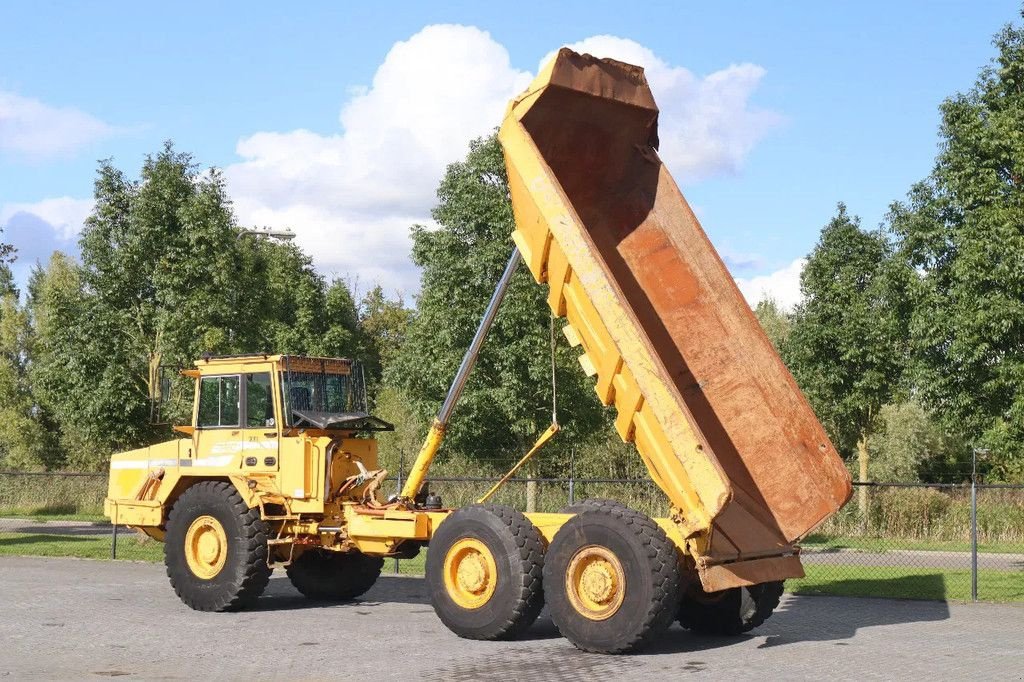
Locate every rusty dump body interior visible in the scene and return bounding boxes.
[499,49,851,586]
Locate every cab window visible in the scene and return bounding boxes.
[245,373,275,428]
[197,375,241,428]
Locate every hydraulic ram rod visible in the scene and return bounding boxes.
[399,248,521,501]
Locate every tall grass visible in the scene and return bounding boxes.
[0,473,107,518]
[816,486,1024,545]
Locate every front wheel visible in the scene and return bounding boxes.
[677,581,785,636]
[164,481,272,612]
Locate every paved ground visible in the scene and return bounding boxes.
[1,557,1022,680]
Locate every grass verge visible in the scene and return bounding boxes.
[1,511,108,523]
[804,534,1024,555]
[791,564,1024,602]
[0,532,163,562]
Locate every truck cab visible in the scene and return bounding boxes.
[105,353,392,539]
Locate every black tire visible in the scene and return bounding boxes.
[560,498,630,514]
[426,504,544,641]
[285,549,384,601]
[164,480,271,612]
[678,580,785,636]
[544,506,681,654]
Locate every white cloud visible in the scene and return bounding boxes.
[1,196,94,240]
[225,25,781,293]
[0,91,113,160]
[735,258,805,310]
[226,24,531,293]
[549,37,783,182]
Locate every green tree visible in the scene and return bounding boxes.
[0,227,17,298]
[0,232,54,468]
[27,252,97,467]
[235,237,359,358]
[0,296,53,469]
[387,134,606,469]
[889,14,1024,480]
[784,204,908,511]
[28,143,381,469]
[31,143,250,465]
[868,401,970,483]
[753,298,791,351]
[358,285,413,401]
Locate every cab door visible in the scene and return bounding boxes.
[192,374,244,468]
[241,371,279,472]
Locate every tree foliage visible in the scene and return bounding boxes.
[784,204,909,499]
[387,135,606,467]
[16,142,405,470]
[889,14,1024,480]
[753,299,791,351]
[868,401,970,483]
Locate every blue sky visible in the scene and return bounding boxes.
[1,1,1021,304]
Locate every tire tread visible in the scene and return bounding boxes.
[164,480,271,612]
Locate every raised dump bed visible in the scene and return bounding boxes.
[499,49,851,589]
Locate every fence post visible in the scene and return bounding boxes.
[394,452,403,576]
[568,448,575,506]
[970,479,978,602]
[970,449,980,602]
[111,522,118,560]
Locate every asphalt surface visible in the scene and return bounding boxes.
[1,556,1022,681]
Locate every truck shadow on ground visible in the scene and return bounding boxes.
[252,574,435,613]
[255,574,953,652]
[644,578,951,654]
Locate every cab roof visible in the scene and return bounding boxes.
[190,354,354,375]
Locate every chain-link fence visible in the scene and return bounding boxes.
[0,471,161,561]
[2,470,1021,602]
[797,482,1024,602]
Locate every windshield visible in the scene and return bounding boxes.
[280,367,366,426]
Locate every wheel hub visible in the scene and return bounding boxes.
[184,515,228,580]
[580,561,617,603]
[457,553,488,593]
[566,545,626,621]
[443,538,498,609]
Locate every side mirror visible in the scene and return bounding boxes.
[149,362,188,426]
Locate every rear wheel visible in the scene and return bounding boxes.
[286,549,384,601]
[544,506,681,654]
[426,504,544,641]
[678,581,785,636]
[164,481,271,612]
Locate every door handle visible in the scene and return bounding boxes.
[263,432,277,438]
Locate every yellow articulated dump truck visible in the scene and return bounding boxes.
[105,48,851,654]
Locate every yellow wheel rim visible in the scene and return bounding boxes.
[566,545,626,621]
[184,515,228,580]
[443,538,498,609]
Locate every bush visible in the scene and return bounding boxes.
[817,485,1024,544]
